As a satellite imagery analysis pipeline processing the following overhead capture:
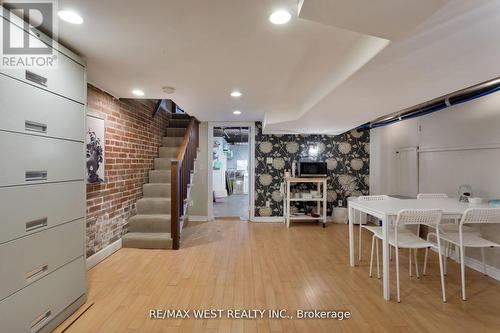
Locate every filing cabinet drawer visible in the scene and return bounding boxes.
[0,131,84,187]
[0,257,85,333]
[0,74,84,141]
[0,17,85,103]
[0,181,84,244]
[0,219,84,301]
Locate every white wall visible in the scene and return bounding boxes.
[370,91,500,272]
[370,117,419,195]
[189,122,209,218]
[370,91,500,198]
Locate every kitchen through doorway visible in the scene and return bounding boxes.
[211,126,250,219]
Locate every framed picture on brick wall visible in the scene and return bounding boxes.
[86,114,105,184]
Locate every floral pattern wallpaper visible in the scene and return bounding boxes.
[254,122,370,217]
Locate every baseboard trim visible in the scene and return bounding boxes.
[429,247,500,281]
[463,254,500,281]
[188,215,211,222]
[327,216,348,224]
[251,217,285,223]
[251,216,347,224]
[86,239,122,270]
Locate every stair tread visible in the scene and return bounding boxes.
[162,137,184,147]
[148,170,171,183]
[136,197,171,215]
[123,232,170,237]
[138,197,171,202]
[159,147,179,158]
[130,214,171,219]
[154,158,177,170]
[128,214,171,233]
[122,232,172,249]
[166,127,186,137]
[171,113,191,119]
[169,120,190,124]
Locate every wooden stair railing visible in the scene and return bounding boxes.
[171,117,199,249]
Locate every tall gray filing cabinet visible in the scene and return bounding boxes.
[0,8,87,333]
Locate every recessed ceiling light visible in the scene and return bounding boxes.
[269,9,291,25]
[162,86,176,94]
[58,10,84,25]
[132,89,145,97]
[233,110,242,115]
[230,90,242,98]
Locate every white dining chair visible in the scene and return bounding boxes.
[426,207,500,301]
[417,194,448,233]
[417,194,448,272]
[412,194,449,274]
[358,195,389,262]
[418,193,478,276]
[358,195,414,278]
[417,193,448,200]
[372,209,447,303]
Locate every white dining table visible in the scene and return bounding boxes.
[348,197,489,301]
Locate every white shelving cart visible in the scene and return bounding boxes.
[284,177,328,228]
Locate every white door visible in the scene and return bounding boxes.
[396,147,419,198]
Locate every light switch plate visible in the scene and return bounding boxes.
[266,157,273,164]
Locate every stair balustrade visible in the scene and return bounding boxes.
[170,117,199,249]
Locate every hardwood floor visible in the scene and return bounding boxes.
[55,219,500,332]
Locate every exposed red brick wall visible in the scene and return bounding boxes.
[86,85,168,257]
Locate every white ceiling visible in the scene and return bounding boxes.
[298,0,449,40]
[56,0,500,134]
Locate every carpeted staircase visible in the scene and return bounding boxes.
[122,114,191,249]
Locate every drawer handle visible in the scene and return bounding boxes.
[25,171,48,181]
[25,70,48,87]
[25,264,49,281]
[25,217,48,232]
[30,310,51,333]
[25,121,47,134]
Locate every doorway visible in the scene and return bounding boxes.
[208,123,254,220]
